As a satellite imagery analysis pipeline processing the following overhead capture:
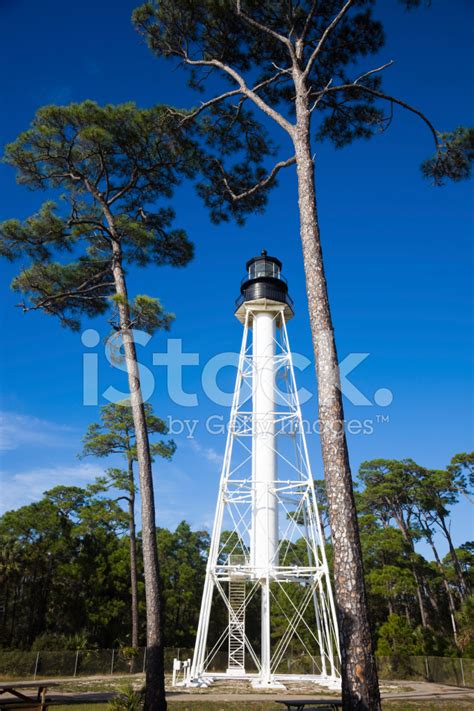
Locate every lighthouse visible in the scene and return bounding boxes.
[241,252,292,575]
[179,252,340,689]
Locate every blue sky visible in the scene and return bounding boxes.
[0,0,472,557]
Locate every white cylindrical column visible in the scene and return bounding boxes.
[251,310,278,573]
[260,579,271,684]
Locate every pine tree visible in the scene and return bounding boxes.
[82,401,175,650]
[0,100,196,711]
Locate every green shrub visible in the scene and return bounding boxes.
[31,630,93,651]
[108,684,143,711]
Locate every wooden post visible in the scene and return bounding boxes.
[460,657,465,687]
[73,650,79,677]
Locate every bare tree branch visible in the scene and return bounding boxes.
[169,69,287,126]
[304,0,355,79]
[310,78,333,112]
[353,60,395,85]
[169,87,242,124]
[177,52,295,136]
[49,171,83,182]
[271,60,293,76]
[253,69,290,91]
[222,155,296,201]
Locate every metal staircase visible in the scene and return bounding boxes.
[227,557,246,673]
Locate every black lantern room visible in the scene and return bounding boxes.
[235,250,293,312]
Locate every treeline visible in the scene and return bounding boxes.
[0,453,472,657]
[356,454,473,657]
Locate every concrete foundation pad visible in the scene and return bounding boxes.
[251,679,287,690]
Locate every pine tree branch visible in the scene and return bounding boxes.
[97,146,111,199]
[235,0,296,61]
[178,51,295,136]
[221,155,296,201]
[115,495,132,505]
[321,82,439,147]
[108,167,139,206]
[169,70,288,126]
[17,270,114,313]
[310,78,333,112]
[169,88,242,123]
[303,0,355,79]
[350,60,395,86]
[49,171,83,183]
[300,0,319,47]
[67,213,114,241]
[17,284,114,312]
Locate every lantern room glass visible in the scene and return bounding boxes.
[248,259,281,280]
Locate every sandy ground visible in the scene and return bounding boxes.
[2,675,472,705]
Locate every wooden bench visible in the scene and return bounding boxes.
[276,700,343,711]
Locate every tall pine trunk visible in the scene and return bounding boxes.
[395,517,429,628]
[424,528,458,647]
[409,556,429,628]
[293,75,381,711]
[439,515,467,598]
[128,457,140,651]
[381,552,394,616]
[111,239,167,711]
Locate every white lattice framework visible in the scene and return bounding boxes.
[185,302,341,689]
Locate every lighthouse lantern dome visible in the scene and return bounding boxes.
[235,250,294,323]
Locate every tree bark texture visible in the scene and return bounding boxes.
[292,76,381,711]
[111,239,167,711]
[128,457,140,651]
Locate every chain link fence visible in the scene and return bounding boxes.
[376,655,474,687]
[0,648,472,687]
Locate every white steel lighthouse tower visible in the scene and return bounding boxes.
[182,252,340,689]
